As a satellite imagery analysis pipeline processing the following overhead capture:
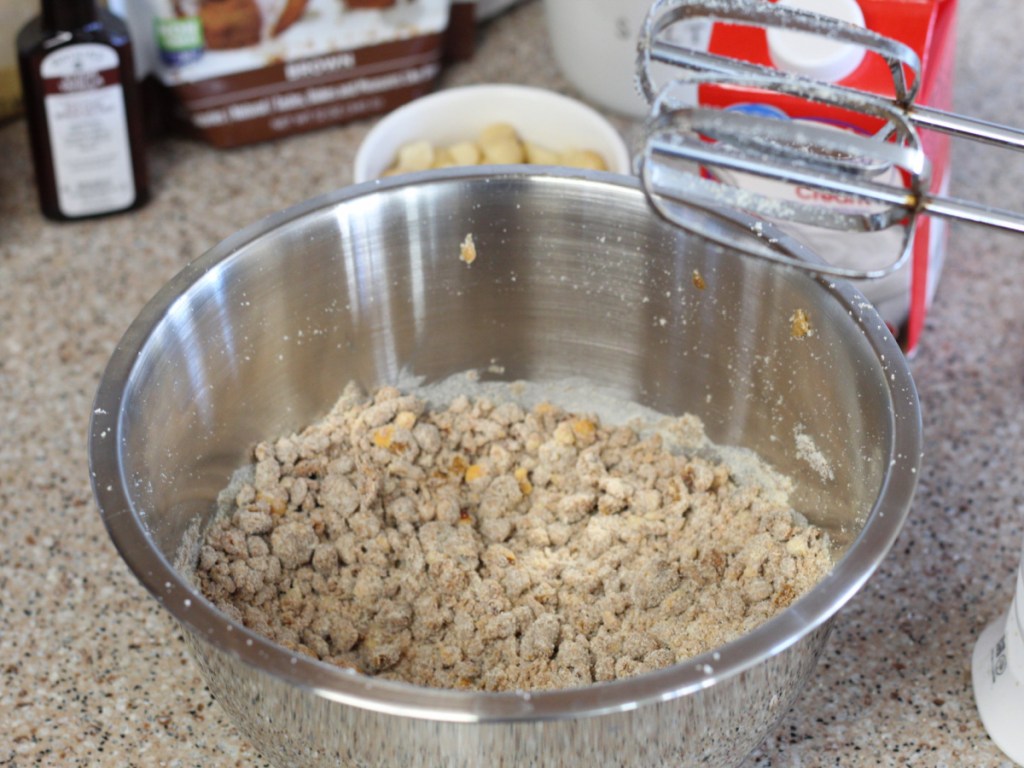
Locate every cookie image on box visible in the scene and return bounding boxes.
[177,0,309,50]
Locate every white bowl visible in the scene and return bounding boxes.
[353,84,632,182]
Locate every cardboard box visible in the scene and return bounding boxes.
[686,0,958,354]
[115,0,472,147]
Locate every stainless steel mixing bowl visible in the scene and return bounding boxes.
[89,167,921,767]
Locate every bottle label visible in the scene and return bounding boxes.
[40,43,136,218]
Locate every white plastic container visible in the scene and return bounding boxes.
[543,0,649,117]
[543,0,713,118]
[972,541,1024,766]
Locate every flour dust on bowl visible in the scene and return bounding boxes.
[89,167,921,767]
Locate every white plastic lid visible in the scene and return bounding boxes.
[972,552,1024,765]
[766,0,867,83]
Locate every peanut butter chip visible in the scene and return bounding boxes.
[383,122,609,176]
[790,308,813,339]
[459,233,477,265]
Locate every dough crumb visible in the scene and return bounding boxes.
[790,308,813,339]
[459,233,476,265]
[194,384,832,692]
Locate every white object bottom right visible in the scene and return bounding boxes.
[973,544,1024,766]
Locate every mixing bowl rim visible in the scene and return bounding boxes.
[88,165,921,723]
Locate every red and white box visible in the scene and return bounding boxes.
[686,0,958,355]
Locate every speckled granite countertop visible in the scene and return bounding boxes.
[2,1,1023,765]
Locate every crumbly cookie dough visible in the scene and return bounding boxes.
[194,383,831,692]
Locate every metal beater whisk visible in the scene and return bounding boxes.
[635,0,1024,279]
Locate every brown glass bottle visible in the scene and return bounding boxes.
[17,0,149,221]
